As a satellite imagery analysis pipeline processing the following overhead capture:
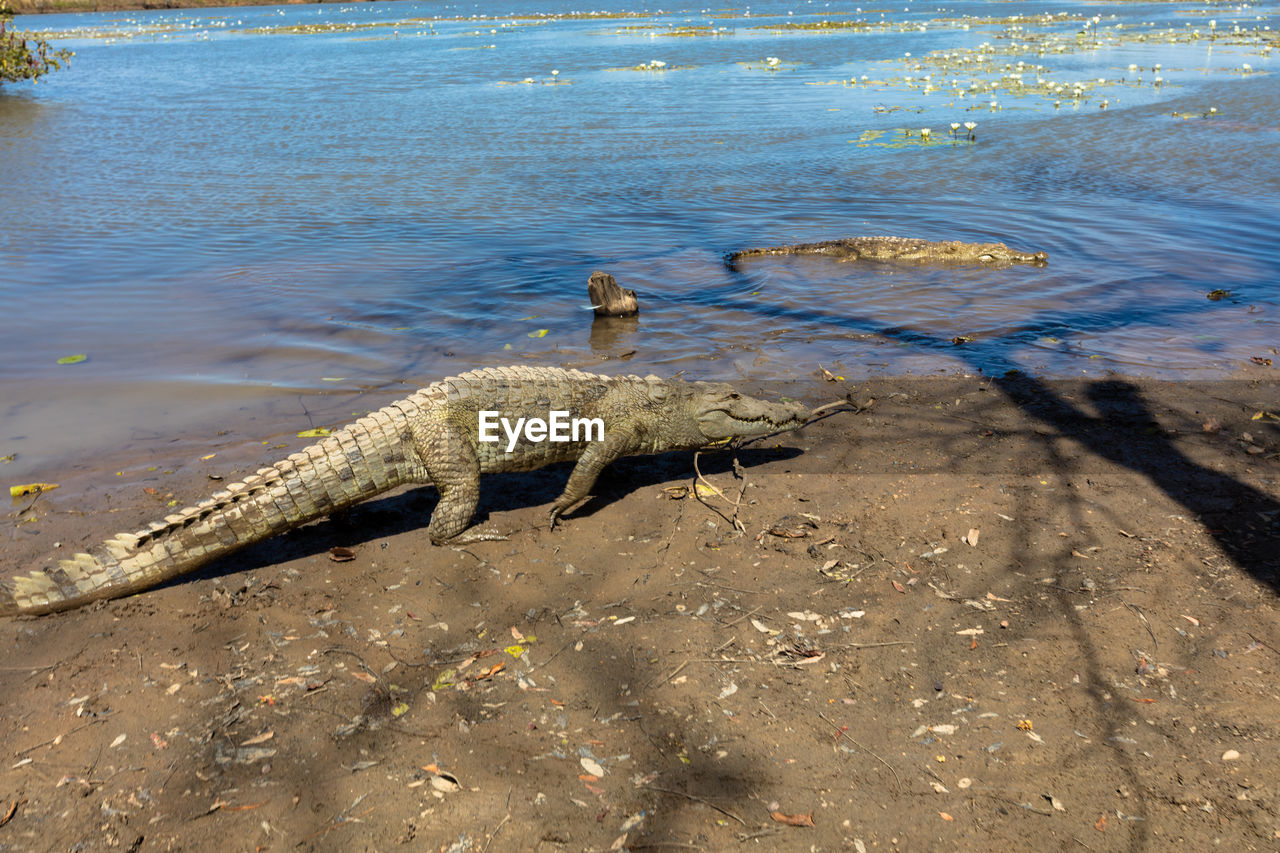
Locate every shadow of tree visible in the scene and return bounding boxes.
[706,263,1279,591]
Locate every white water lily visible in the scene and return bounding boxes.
[765,56,780,66]
[950,122,960,131]
[920,128,931,139]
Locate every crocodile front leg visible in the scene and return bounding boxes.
[549,427,639,526]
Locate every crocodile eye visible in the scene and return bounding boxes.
[979,254,994,261]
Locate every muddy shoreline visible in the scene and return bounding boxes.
[4,372,1279,849]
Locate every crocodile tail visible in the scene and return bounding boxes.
[1,401,428,616]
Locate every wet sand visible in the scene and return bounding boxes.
[3,371,1278,849]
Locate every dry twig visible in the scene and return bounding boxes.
[643,786,746,826]
[819,712,902,790]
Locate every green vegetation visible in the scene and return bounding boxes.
[1,0,70,83]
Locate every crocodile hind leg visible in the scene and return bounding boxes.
[410,420,483,544]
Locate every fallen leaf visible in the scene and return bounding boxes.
[939,811,955,821]
[770,811,815,827]
[580,757,606,777]
[9,483,58,498]
[241,731,274,746]
[296,428,330,438]
[1250,356,1273,366]
[56,354,87,365]
[1095,813,1107,832]
[891,580,907,594]
[963,528,980,547]
[328,547,356,562]
[430,772,461,792]
[528,329,550,338]
[786,611,822,622]
[149,733,169,750]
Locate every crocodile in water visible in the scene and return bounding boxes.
[726,236,1049,268]
[2,366,809,616]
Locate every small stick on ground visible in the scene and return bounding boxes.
[0,798,25,828]
[644,786,746,826]
[15,714,113,757]
[1121,598,1158,652]
[819,712,902,790]
[692,451,745,534]
[301,793,374,842]
[643,659,689,691]
[722,605,763,628]
[480,813,511,853]
[837,641,916,650]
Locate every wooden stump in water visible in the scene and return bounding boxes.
[588,271,639,317]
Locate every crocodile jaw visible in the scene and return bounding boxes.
[694,385,810,440]
[977,245,1050,265]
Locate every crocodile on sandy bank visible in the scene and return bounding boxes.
[727,236,1049,268]
[2,366,809,616]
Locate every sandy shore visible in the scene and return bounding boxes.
[3,372,1278,850]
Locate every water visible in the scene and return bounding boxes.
[2,0,1278,477]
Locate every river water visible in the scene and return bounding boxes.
[2,0,1278,477]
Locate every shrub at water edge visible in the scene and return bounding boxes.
[1,0,72,84]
